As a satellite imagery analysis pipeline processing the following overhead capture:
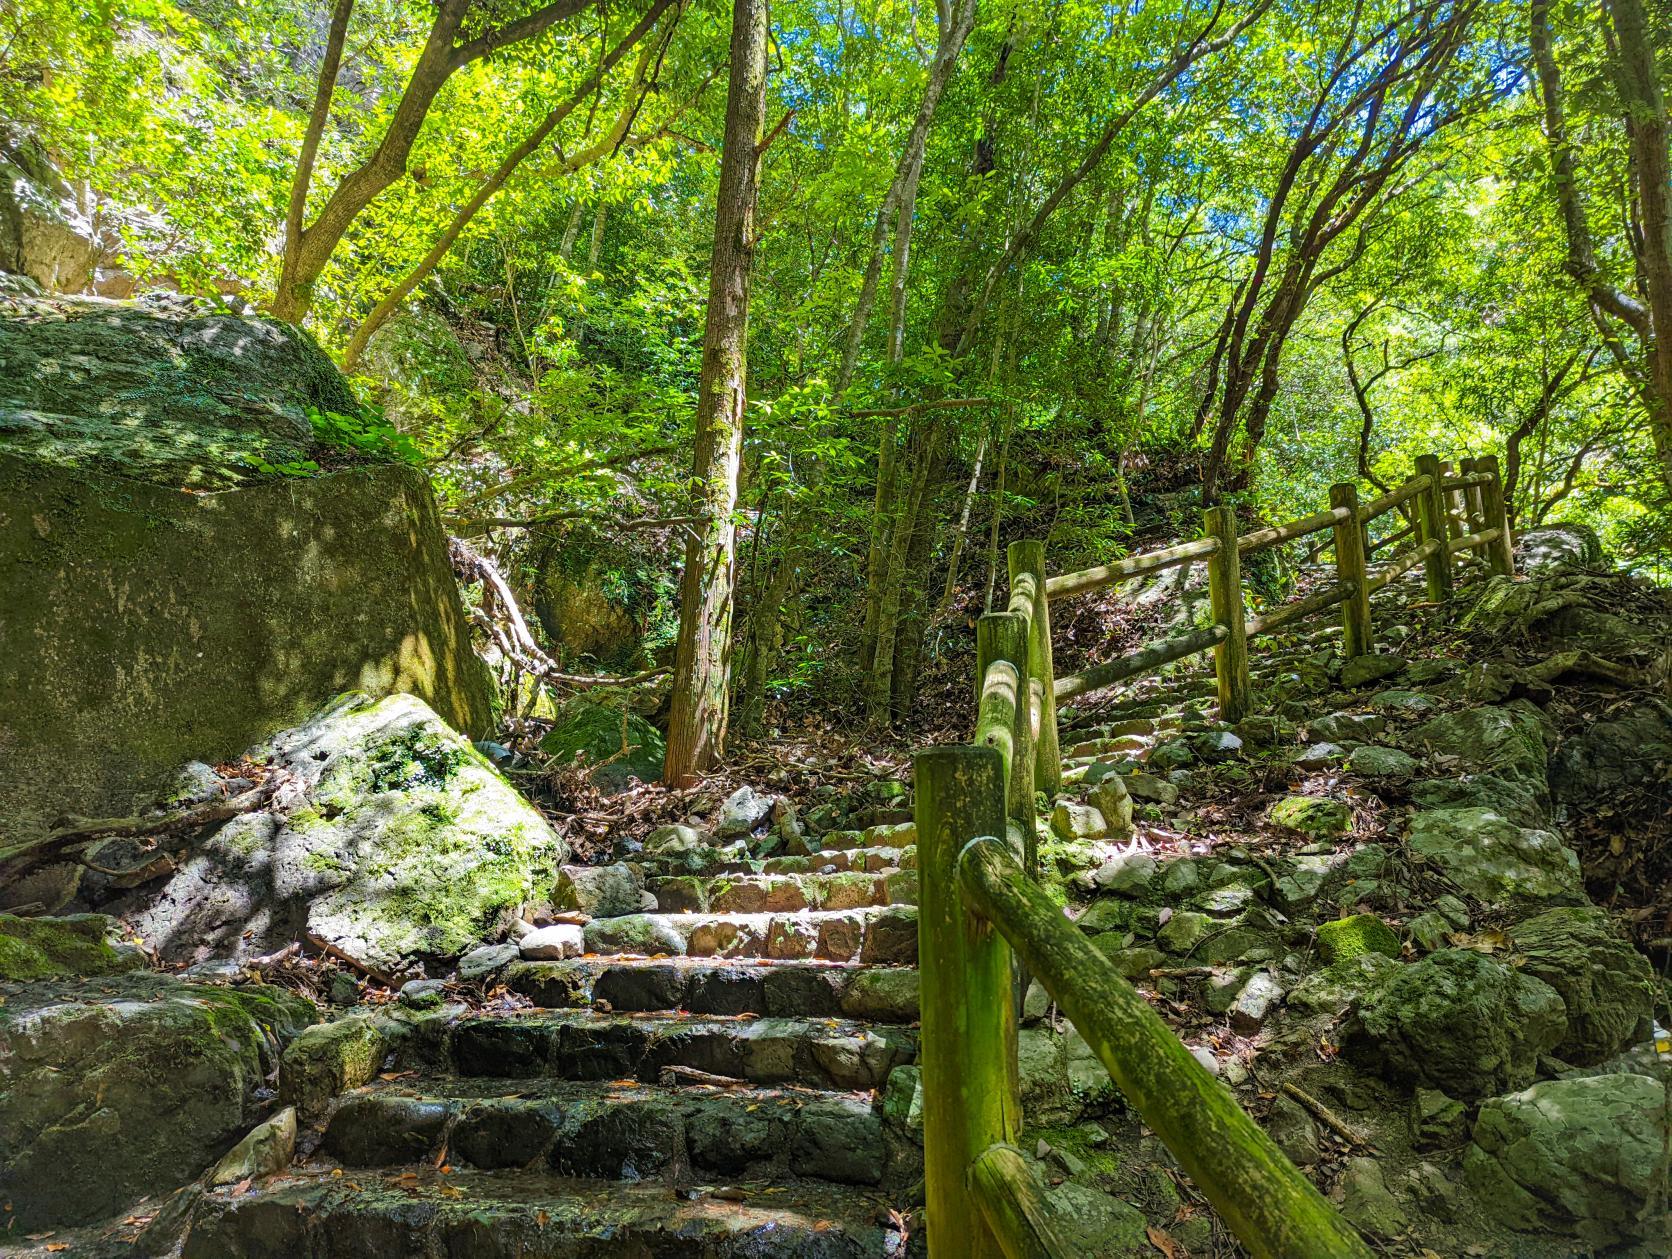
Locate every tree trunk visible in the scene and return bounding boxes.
[661,0,768,786]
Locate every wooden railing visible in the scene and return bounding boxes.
[913,450,1515,1258]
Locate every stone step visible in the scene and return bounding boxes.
[422,1011,918,1091]
[184,1167,901,1258]
[316,1076,901,1187]
[647,870,917,915]
[580,906,919,964]
[506,956,921,1022]
[647,844,917,881]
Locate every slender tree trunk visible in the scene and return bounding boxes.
[984,408,1012,613]
[662,0,768,785]
[939,424,989,609]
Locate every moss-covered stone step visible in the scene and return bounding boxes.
[184,1167,898,1258]
[647,869,917,915]
[318,1076,898,1187]
[580,906,919,963]
[506,956,921,1022]
[647,843,916,880]
[429,1012,917,1091]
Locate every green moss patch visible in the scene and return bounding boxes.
[0,913,146,980]
[1317,913,1401,963]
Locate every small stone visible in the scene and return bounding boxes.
[458,942,520,980]
[1347,745,1420,779]
[715,785,776,837]
[1403,912,1450,953]
[1307,712,1386,744]
[278,1017,384,1120]
[209,1107,297,1186]
[1089,778,1134,835]
[519,924,585,961]
[1022,979,1051,1024]
[1159,859,1200,894]
[1204,968,1249,1015]
[1091,851,1156,895]
[551,862,645,919]
[1316,914,1400,963]
[398,978,447,1008]
[1190,1045,1220,1076]
[646,824,708,854]
[1190,730,1243,762]
[1050,802,1109,841]
[1124,772,1178,804]
[1336,1156,1408,1240]
[1269,795,1352,839]
[1291,741,1346,770]
[1156,910,1213,955]
[1408,1087,1467,1150]
[1340,653,1406,688]
[1265,1094,1319,1167]
[1229,971,1285,1032]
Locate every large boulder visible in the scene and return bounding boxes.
[1463,1074,1667,1249]
[131,693,565,974]
[540,698,665,793]
[0,912,145,980]
[1405,807,1581,905]
[1410,704,1551,784]
[1515,523,1603,572]
[0,137,100,292]
[1344,948,1565,1100]
[1507,907,1656,1065]
[0,974,316,1228]
[0,293,493,841]
[1550,704,1672,804]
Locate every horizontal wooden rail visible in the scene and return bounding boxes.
[1368,521,1415,554]
[1447,525,1502,554]
[1359,474,1429,521]
[1053,622,1228,701]
[1368,537,1443,594]
[956,836,1374,1259]
[1245,581,1353,638]
[969,1144,1075,1259]
[1236,504,1350,554]
[1045,536,1219,601]
[1442,472,1492,490]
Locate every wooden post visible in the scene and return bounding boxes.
[1007,540,1061,794]
[1442,460,1465,541]
[1477,453,1515,577]
[1414,454,1453,602]
[1330,483,1372,658]
[1461,456,1487,534]
[1203,506,1251,724]
[976,611,1036,842]
[915,745,1019,1259]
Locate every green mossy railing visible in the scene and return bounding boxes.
[913,451,1515,1258]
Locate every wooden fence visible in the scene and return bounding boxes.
[913,451,1514,1258]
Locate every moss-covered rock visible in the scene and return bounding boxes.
[0,974,315,1228]
[133,693,564,973]
[278,1015,386,1120]
[1463,1073,1667,1249]
[1344,948,1565,1100]
[1405,807,1581,905]
[0,913,145,980]
[540,698,666,792]
[1507,907,1656,1065]
[1268,794,1352,839]
[1316,914,1400,964]
[1411,703,1552,784]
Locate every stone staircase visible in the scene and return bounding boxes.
[186,801,927,1256]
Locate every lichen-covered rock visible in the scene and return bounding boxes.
[0,974,315,1227]
[1307,712,1386,744]
[1268,795,1352,839]
[550,862,645,919]
[714,785,776,837]
[1405,807,1581,904]
[1515,523,1604,572]
[1051,802,1109,840]
[132,693,564,974]
[1339,653,1405,688]
[1,296,493,839]
[1507,907,1655,1065]
[1088,777,1134,836]
[0,138,100,292]
[0,913,144,980]
[1043,1181,1150,1255]
[1463,1073,1667,1248]
[1411,704,1551,784]
[278,1015,385,1120]
[1347,745,1419,780]
[209,1106,297,1185]
[1549,705,1672,803]
[1345,948,1565,1100]
[1316,914,1400,964]
[1287,953,1402,1018]
[539,699,665,793]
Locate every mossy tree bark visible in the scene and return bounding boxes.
[662,0,768,785]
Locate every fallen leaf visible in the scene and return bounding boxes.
[1147,1224,1182,1257]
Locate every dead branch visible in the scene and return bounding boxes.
[0,781,279,869]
